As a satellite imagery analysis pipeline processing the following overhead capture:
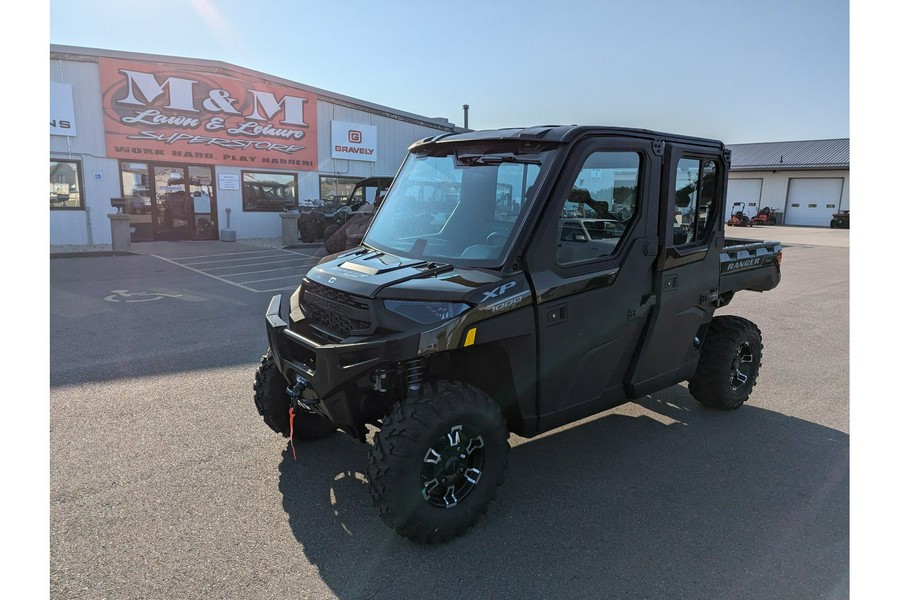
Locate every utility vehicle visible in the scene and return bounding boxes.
[253,125,783,543]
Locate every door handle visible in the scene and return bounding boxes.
[547,303,567,326]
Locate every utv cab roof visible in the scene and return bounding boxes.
[410,125,725,153]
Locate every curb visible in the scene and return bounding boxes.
[50,251,138,259]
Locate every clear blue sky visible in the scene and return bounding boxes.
[47,0,849,144]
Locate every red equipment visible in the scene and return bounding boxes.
[751,207,777,226]
[727,202,753,227]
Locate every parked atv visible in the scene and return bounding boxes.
[830,210,849,229]
[323,202,379,254]
[297,176,393,243]
[727,202,753,227]
[751,206,777,226]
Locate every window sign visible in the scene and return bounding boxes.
[218,173,240,190]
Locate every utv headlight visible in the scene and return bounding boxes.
[383,300,471,324]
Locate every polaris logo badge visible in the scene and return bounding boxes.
[726,257,763,271]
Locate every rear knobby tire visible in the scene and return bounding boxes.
[252,350,336,440]
[689,316,763,410]
[367,381,509,544]
[299,220,318,243]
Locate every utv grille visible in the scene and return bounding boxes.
[300,280,374,338]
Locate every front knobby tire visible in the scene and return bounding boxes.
[252,350,336,440]
[367,381,510,544]
[689,316,763,410]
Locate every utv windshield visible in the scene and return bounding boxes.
[364,145,553,265]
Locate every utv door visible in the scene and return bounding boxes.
[525,139,661,433]
[627,144,726,396]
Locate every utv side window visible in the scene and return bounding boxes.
[556,151,640,266]
[673,158,718,246]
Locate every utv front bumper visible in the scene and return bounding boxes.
[264,294,419,430]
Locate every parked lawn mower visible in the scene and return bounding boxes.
[830,210,849,229]
[751,206,777,226]
[727,202,753,227]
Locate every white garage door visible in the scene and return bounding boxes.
[784,178,844,227]
[727,178,763,221]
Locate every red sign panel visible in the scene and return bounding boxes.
[99,58,318,169]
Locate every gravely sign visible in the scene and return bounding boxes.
[99,58,318,169]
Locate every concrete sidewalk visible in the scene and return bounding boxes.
[722,224,850,248]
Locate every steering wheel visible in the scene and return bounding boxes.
[486,232,508,247]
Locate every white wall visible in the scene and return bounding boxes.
[51,59,123,245]
[727,169,850,226]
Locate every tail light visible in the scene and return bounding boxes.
[776,250,783,265]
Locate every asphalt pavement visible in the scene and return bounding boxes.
[48,226,850,599]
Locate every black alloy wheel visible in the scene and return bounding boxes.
[420,424,486,509]
[368,380,509,544]
[730,341,755,391]
[688,316,763,410]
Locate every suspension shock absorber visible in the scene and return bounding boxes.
[404,358,425,394]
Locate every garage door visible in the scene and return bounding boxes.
[784,178,844,227]
[727,178,763,222]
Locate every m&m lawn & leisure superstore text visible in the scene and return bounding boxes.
[50,45,463,245]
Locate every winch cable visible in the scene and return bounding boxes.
[288,407,297,460]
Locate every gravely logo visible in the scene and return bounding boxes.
[99,58,318,169]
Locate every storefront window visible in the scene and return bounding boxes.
[242,171,298,211]
[49,159,84,209]
[319,176,362,203]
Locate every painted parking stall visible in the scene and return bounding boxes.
[156,247,323,293]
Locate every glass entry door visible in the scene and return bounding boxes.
[187,166,216,240]
[153,165,190,240]
[120,162,217,241]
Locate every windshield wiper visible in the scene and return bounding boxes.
[454,153,542,166]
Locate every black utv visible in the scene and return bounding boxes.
[254,125,782,543]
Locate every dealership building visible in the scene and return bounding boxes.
[50,45,462,246]
[50,45,849,248]
[726,138,850,227]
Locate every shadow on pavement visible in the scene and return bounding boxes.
[278,385,848,600]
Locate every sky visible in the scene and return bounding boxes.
[45,0,850,145]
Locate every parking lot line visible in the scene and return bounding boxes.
[152,248,317,293]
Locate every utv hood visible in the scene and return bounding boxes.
[305,248,508,303]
